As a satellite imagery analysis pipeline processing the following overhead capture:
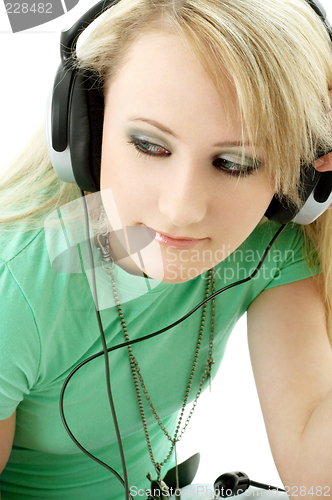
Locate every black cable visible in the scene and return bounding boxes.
[60,191,131,500]
[250,480,285,492]
[81,191,132,500]
[59,200,288,497]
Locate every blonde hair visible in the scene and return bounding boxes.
[1,0,332,333]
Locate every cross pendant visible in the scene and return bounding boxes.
[147,472,170,500]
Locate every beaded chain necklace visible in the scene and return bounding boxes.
[96,234,216,498]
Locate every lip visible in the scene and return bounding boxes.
[145,226,207,249]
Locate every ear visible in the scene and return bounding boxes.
[314,89,332,170]
[314,90,332,208]
[314,153,332,172]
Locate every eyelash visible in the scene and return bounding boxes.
[128,137,170,157]
[127,137,259,177]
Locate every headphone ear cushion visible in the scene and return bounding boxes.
[264,194,298,224]
[69,70,104,192]
[265,166,323,224]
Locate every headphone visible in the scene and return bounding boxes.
[46,0,332,226]
[213,471,286,497]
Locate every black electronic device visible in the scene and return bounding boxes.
[214,471,285,498]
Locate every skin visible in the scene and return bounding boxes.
[100,30,275,283]
[314,90,332,180]
[247,275,332,493]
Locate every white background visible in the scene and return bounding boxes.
[1,0,332,490]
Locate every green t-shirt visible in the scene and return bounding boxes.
[0,217,319,499]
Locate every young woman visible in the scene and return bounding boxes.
[1,0,332,498]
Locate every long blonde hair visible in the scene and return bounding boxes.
[1,0,332,333]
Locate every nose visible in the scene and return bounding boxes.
[158,161,208,227]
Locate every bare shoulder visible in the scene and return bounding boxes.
[247,276,332,478]
[0,411,16,474]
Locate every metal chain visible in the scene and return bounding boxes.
[99,246,216,482]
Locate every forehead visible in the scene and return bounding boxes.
[104,30,242,141]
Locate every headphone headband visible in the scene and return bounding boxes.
[307,0,332,37]
[57,0,332,62]
[60,0,119,62]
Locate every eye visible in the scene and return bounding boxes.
[128,137,171,157]
[212,154,261,177]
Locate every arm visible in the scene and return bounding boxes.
[247,276,332,497]
[0,411,15,474]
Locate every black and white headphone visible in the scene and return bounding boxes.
[46,0,332,225]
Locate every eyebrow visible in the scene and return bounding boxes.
[127,116,251,148]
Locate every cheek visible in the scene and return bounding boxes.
[100,142,157,224]
[100,134,124,191]
[243,175,275,217]
[217,182,274,224]
[100,138,131,226]
[212,181,274,247]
